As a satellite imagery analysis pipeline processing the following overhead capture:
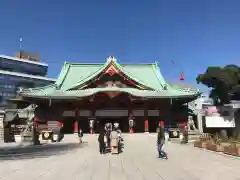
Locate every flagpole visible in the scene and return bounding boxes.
[172,60,184,81]
[19,36,23,51]
[19,36,23,59]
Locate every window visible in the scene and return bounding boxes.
[9,84,15,89]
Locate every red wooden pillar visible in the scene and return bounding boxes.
[144,101,149,132]
[74,109,79,133]
[144,120,149,132]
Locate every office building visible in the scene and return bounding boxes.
[0,51,55,107]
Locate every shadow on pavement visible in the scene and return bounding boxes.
[0,142,87,161]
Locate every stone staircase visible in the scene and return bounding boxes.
[188,130,202,141]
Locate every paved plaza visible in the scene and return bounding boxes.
[0,134,239,180]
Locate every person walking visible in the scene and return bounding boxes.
[98,128,105,154]
[105,122,112,149]
[110,127,119,154]
[157,121,168,159]
[78,128,83,143]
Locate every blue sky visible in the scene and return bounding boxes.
[0,0,240,93]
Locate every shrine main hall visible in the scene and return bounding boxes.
[16,56,200,133]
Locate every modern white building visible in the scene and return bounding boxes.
[0,51,55,107]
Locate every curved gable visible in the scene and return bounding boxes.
[51,57,171,91]
[66,57,160,91]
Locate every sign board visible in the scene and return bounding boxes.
[95,110,128,117]
[62,109,160,117]
[205,116,235,128]
[0,114,4,128]
[225,101,240,109]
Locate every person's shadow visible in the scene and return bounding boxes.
[0,143,83,161]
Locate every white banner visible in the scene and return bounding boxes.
[80,110,91,117]
[95,110,128,117]
[62,111,75,117]
[205,116,235,128]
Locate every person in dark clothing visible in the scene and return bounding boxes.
[157,121,168,159]
[98,129,105,154]
[78,128,83,143]
[105,123,111,149]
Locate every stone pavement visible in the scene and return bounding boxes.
[0,142,20,149]
[0,134,239,180]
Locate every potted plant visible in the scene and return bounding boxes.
[206,135,214,150]
[194,134,211,148]
[224,139,240,157]
[206,134,224,152]
[194,139,202,148]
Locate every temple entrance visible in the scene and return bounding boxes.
[62,118,74,134]
[79,117,91,133]
[60,93,171,134]
[149,117,159,132]
[97,116,129,133]
[133,118,145,133]
[76,116,130,133]
[61,113,161,134]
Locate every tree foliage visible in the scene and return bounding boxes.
[196,64,240,105]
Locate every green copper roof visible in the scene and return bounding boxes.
[20,87,199,100]
[19,56,200,99]
[54,57,170,91]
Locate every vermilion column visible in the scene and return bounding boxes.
[144,101,149,132]
[74,109,79,133]
[144,119,149,132]
[74,121,78,133]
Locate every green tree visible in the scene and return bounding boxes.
[196,65,240,105]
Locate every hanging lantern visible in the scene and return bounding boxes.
[180,72,184,81]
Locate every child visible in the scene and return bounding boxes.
[157,121,168,159]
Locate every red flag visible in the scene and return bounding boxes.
[180,72,184,81]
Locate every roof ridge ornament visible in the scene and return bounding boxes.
[107,56,117,62]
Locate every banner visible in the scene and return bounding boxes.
[205,116,235,128]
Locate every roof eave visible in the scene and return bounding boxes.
[0,70,56,81]
[0,54,48,66]
[19,88,201,100]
